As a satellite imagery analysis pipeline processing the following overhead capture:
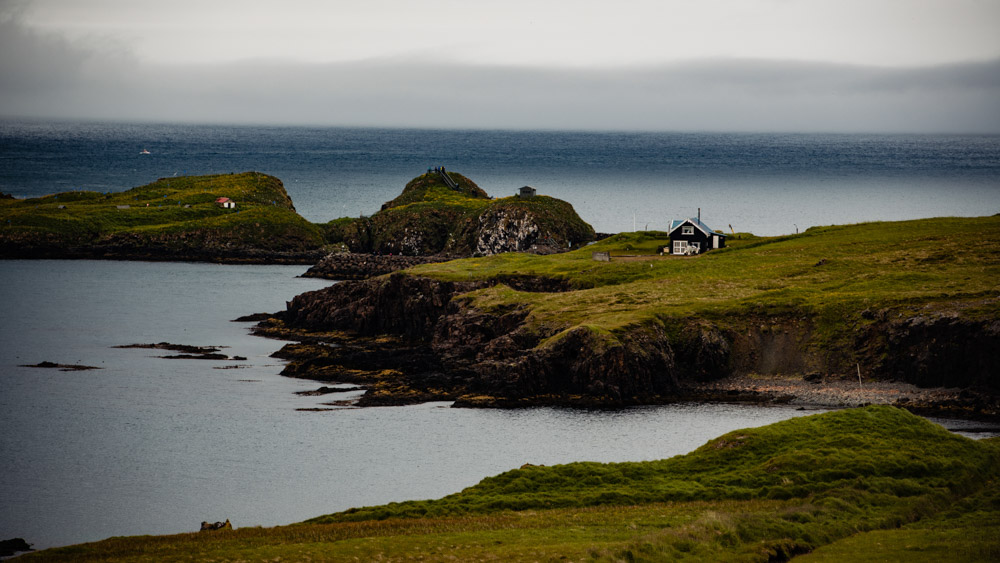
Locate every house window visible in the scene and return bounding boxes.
[673,241,687,254]
[682,226,694,235]
[690,242,701,254]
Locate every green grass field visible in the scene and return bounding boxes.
[22,406,1000,561]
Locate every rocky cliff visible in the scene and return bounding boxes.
[262,273,999,412]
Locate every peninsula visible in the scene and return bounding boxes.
[259,214,1000,418]
[0,172,326,263]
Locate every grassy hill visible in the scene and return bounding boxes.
[22,406,1000,561]
[0,172,327,261]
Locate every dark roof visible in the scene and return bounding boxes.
[668,218,727,237]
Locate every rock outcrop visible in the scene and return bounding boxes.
[322,172,595,258]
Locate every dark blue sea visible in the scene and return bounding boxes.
[2,120,998,235]
[2,122,1000,552]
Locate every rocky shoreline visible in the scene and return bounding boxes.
[254,271,1000,420]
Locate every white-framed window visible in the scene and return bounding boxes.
[690,242,701,254]
[682,225,694,235]
[672,240,687,254]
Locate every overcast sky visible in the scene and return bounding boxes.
[2,0,999,132]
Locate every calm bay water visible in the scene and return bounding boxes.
[2,120,998,235]
[0,261,997,550]
[0,260,831,550]
[2,122,1000,550]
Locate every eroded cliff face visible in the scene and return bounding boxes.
[269,275,999,407]
[462,202,590,256]
[868,310,1000,390]
[473,207,542,255]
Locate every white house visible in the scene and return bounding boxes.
[216,197,236,209]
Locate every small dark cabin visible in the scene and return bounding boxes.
[668,217,726,255]
[518,186,537,198]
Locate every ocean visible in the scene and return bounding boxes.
[2,120,998,235]
[1,122,1000,550]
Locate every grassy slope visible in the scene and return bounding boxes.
[23,406,1000,561]
[0,172,326,251]
[406,216,1000,358]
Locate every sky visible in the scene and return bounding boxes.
[2,0,999,132]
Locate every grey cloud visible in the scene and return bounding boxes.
[0,9,88,95]
[1,11,998,133]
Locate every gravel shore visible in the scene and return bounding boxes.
[693,374,967,408]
